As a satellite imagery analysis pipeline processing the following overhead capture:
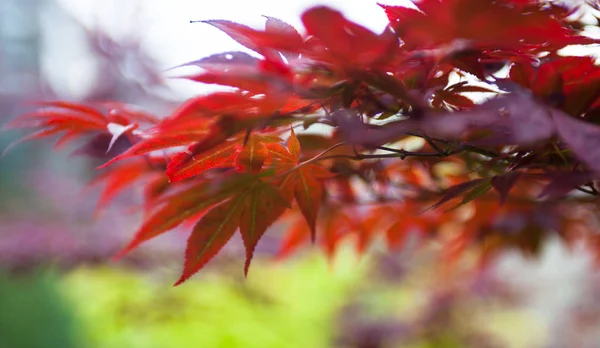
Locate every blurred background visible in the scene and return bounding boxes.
[1,0,600,347]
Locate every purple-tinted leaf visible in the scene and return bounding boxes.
[169,51,259,71]
[449,180,492,211]
[106,123,137,154]
[421,95,555,146]
[331,109,415,148]
[552,109,600,174]
[263,16,300,38]
[480,94,555,146]
[501,96,555,145]
[70,133,132,159]
[335,94,559,150]
[538,171,597,199]
[426,179,485,211]
[331,109,368,142]
[201,20,260,53]
[355,71,411,101]
[263,16,302,60]
[491,171,522,205]
[199,20,285,63]
[508,151,539,171]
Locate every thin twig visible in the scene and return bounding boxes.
[317,148,464,162]
[273,142,348,178]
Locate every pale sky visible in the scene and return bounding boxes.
[49,0,414,99]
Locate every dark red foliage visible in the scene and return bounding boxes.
[5,0,600,285]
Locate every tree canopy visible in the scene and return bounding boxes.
[5,0,600,285]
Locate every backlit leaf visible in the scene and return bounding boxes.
[166,139,239,182]
[239,183,290,275]
[287,128,301,161]
[263,16,303,60]
[91,159,151,213]
[175,197,245,285]
[234,135,269,173]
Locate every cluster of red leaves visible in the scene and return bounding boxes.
[5,0,600,284]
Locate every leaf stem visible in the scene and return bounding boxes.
[317,146,465,162]
[274,142,349,178]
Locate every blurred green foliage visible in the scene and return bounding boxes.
[60,250,365,348]
[0,248,543,348]
[0,270,80,348]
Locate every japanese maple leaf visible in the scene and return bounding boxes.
[264,129,334,241]
[174,179,290,284]
[198,17,304,62]
[165,133,279,182]
[510,56,600,116]
[99,93,258,167]
[202,7,405,94]
[117,132,336,284]
[300,7,400,70]
[2,101,158,158]
[115,171,270,259]
[3,102,110,156]
[178,51,296,96]
[379,0,598,51]
[100,91,309,170]
[89,158,154,214]
[170,130,335,283]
